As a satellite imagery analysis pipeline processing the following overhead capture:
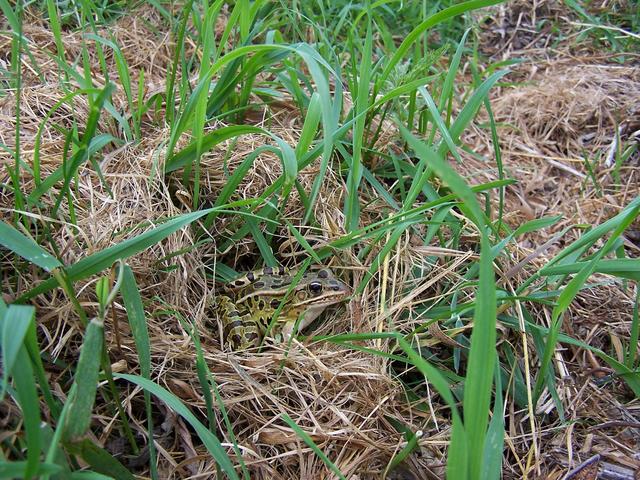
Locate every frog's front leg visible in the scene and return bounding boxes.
[218,296,262,351]
[281,303,331,341]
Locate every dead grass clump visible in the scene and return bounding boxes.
[492,64,639,159]
[139,346,406,479]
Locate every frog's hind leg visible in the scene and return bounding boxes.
[219,296,261,351]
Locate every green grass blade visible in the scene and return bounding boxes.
[400,125,484,226]
[165,125,265,172]
[481,359,505,478]
[500,315,640,396]
[400,124,497,478]
[344,17,372,232]
[63,317,104,441]
[120,266,157,479]
[0,0,20,31]
[538,197,640,271]
[280,413,346,480]
[439,29,470,114]
[18,206,238,301]
[295,92,322,158]
[69,471,115,479]
[299,43,340,224]
[9,312,41,478]
[0,461,62,478]
[115,373,239,480]
[66,440,135,480]
[0,304,34,401]
[628,289,639,368]
[418,85,462,163]
[52,83,115,216]
[183,321,250,480]
[30,130,117,204]
[0,221,62,271]
[539,258,640,281]
[440,70,508,156]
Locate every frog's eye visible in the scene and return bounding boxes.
[309,281,323,294]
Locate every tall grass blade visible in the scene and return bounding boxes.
[0,304,34,400]
[121,267,157,479]
[400,125,497,478]
[6,308,41,478]
[344,17,372,232]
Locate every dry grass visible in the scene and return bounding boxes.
[1,1,639,479]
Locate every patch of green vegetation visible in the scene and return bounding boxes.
[564,0,640,57]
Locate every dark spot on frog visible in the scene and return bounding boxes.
[332,285,341,291]
[230,334,243,349]
[235,279,245,286]
[264,266,273,275]
[224,320,244,337]
[245,332,260,343]
[279,266,286,274]
[271,299,281,309]
[247,272,255,281]
[254,281,265,288]
[318,270,329,279]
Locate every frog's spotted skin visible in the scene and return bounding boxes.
[218,267,350,350]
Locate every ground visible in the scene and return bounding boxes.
[1,0,639,478]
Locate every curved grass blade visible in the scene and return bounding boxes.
[400,124,496,478]
[0,220,62,271]
[375,0,506,92]
[115,373,239,480]
[280,413,347,480]
[17,206,250,301]
[165,125,265,173]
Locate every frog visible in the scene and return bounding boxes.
[217,266,351,350]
